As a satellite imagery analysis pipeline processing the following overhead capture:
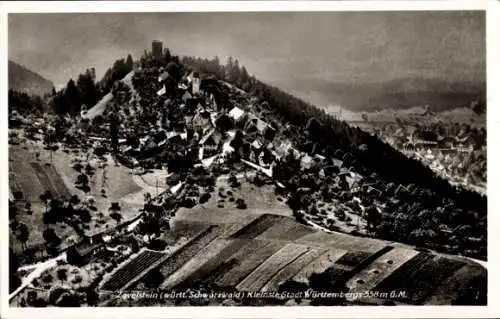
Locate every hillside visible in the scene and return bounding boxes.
[8,60,54,97]
[8,50,487,307]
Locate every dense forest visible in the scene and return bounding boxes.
[9,54,135,117]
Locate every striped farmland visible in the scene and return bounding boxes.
[262,248,325,291]
[130,214,486,305]
[256,217,314,241]
[173,238,252,289]
[160,239,236,289]
[156,226,223,284]
[346,248,420,298]
[30,162,71,199]
[293,248,347,284]
[236,243,310,292]
[402,256,467,304]
[101,249,168,291]
[216,240,284,287]
[373,252,434,299]
[229,214,287,239]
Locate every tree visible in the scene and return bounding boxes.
[235,198,247,209]
[40,190,53,212]
[163,48,172,64]
[166,61,181,82]
[43,228,61,247]
[76,68,101,108]
[109,112,119,153]
[57,268,68,284]
[9,202,18,221]
[228,173,239,188]
[306,117,323,138]
[125,54,134,71]
[9,248,21,293]
[110,212,123,224]
[16,223,30,252]
[144,268,165,289]
[64,79,81,115]
[215,114,233,133]
[75,173,90,193]
[70,194,81,206]
[85,287,99,306]
[44,199,64,224]
[57,292,82,307]
[365,205,382,232]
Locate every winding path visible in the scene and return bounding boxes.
[10,253,67,301]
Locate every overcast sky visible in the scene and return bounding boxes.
[9,11,485,106]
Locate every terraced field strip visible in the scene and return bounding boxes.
[218,219,261,238]
[202,239,267,285]
[9,157,45,200]
[335,251,374,268]
[30,162,66,199]
[174,238,252,289]
[157,225,223,283]
[257,217,314,241]
[229,214,287,239]
[9,172,25,198]
[216,240,284,288]
[160,238,235,289]
[101,249,169,291]
[43,164,72,198]
[424,264,485,305]
[297,231,388,253]
[293,248,346,284]
[373,252,434,300]
[237,243,311,292]
[346,248,420,298]
[402,256,467,304]
[261,248,325,291]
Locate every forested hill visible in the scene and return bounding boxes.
[180,55,486,214]
[8,60,54,97]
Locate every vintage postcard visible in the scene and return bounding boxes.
[1,1,498,318]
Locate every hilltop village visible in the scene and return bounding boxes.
[8,41,487,307]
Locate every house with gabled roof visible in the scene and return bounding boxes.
[229,107,245,121]
[191,110,213,132]
[185,98,203,113]
[251,139,263,150]
[182,91,192,103]
[199,128,222,152]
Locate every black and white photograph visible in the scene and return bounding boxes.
[2,1,498,317]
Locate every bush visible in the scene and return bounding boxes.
[42,273,53,283]
[199,192,211,204]
[235,198,247,209]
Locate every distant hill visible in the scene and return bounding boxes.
[8,60,54,97]
[289,77,485,113]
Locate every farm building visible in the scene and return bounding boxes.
[66,236,105,266]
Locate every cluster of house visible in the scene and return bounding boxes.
[379,123,486,193]
[109,67,340,187]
